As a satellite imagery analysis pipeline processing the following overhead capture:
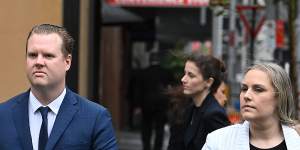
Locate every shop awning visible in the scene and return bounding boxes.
[102,1,143,24]
[106,0,209,7]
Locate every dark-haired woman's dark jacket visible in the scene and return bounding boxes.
[168,93,230,150]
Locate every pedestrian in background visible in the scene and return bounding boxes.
[0,24,118,150]
[202,63,300,150]
[168,54,230,150]
[139,52,174,150]
[213,81,228,107]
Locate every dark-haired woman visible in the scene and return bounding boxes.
[168,54,230,150]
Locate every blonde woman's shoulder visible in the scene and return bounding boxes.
[202,122,249,150]
[283,124,300,150]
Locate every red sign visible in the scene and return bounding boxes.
[106,0,209,7]
[236,5,266,43]
[276,20,285,48]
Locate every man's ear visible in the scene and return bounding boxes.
[65,54,72,71]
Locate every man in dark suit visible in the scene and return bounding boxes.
[0,24,118,150]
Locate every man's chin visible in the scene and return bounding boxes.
[29,80,48,87]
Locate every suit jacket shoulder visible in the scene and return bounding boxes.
[0,90,29,109]
[0,90,32,150]
[48,88,118,150]
[0,89,118,150]
[200,94,230,131]
[69,90,109,114]
[182,94,230,150]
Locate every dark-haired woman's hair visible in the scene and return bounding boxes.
[166,85,191,125]
[185,54,226,94]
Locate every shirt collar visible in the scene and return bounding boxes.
[29,88,66,115]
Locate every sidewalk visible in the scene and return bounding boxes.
[117,127,170,150]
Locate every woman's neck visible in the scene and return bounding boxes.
[193,90,210,107]
[249,119,284,149]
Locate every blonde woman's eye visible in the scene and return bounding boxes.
[240,86,247,92]
[253,85,265,93]
[254,88,264,93]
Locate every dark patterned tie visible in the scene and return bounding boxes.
[38,106,49,150]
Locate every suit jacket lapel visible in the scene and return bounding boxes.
[184,95,212,147]
[12,92,33,150]
[235,121,250,150]
[183,104,198,147]
[46,89,79,150]
[282,125,300,149]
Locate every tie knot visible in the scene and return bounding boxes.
[39,106,49,120]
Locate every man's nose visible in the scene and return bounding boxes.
[35,55,45,66]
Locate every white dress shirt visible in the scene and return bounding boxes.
[28,88,66,150]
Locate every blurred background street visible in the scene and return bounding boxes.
[1,0,300,149]
[118,127,170,150]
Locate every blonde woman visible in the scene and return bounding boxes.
[202,63,300,150]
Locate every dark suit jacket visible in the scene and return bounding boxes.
[140,64,173,112]
[0,88,118,150]
[168,93,230,150]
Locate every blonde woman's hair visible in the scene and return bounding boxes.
[245,63,295,125]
